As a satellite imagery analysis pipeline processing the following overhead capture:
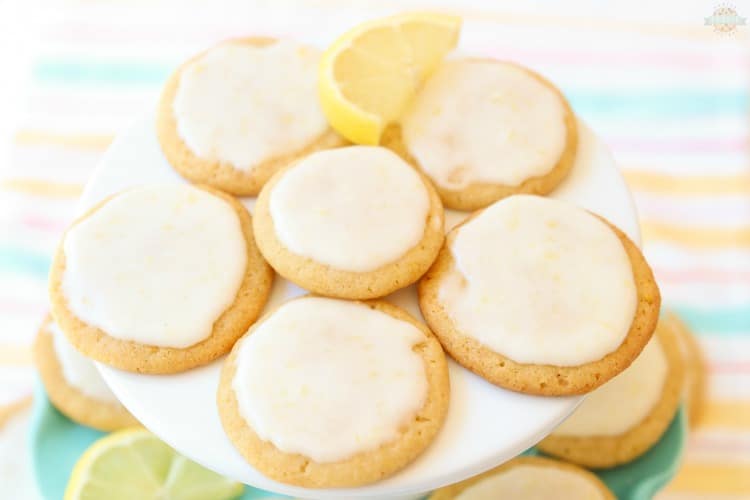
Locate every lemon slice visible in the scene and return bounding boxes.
[65,428,244,500]
[319,12,461,145]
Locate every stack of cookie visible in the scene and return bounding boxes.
[40,26,675,496]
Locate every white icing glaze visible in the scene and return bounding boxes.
[269,146,431,272]
[61,185,247,349]
[232,297,428,463]
[48,321,119,404]
[440,195,637,366]
[402,59,568,189]
[173,40,328,170]
[455,465,605,500]
[552,336,668,436]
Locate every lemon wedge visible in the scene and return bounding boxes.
[319,12,461,145]
[64,428,244,500]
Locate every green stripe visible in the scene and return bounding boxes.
[671,305,750,335]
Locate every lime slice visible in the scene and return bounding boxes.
[64,428,244,500]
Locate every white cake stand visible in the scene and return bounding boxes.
[89,115,640,500]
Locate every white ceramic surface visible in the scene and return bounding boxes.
[88,115,640,499]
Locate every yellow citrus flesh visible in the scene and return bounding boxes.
[64,428,244,500]
[319,12,462,145]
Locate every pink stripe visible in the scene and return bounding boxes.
[44,22,749,70]
[633,198,749,226]
[710,362,750,374]
[688,435,750,452]
[20,214,68,234]
[0,299,46,316]
[46,22,288,46]
[481,47,748,70]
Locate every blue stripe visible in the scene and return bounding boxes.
[0,247,51,278]
[31,58,748,116]
[33,59,171,86]
[567,91,748,117]
[671,305,750,335]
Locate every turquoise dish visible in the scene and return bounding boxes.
[528,407,687,500]
[28,380,285,500]
[30,379,685,500]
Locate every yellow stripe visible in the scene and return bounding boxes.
[0,179,83,198]
[666,463,750,495]
[701,401,750,429]
[0,345,32,366]
[13,130,113,151]
[624,170,750,196]
[0,396,32,430]
[642,221,750,248]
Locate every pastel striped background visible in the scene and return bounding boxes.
[1,1,748,498]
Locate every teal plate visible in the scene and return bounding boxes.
[528,407,687,500]
[30,379,685,500]
[28,379,286,500]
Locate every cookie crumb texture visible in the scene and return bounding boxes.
[537,318,685,468]
[34,317,138,431]
[49,185,273,374]
[157,37,345,196]
[217,298,450,487]
[428,456,615,500]
[385,59,578,211]
[419,208,660,396]
[253,147,445,299]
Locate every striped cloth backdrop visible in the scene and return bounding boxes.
[0,2,748,498]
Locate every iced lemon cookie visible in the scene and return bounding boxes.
[49,184,273,374]
[429,456,614,500]
[254,146,444,299]
[34,315,138,431]
[538,318,684,468]
[384,59,577,211]
[664,311,706,427]
[157,37,344,196]
[218,296,449,487]
[419,195,660,396]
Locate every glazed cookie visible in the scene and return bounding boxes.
[664,311,706,427]
[157,37,345,196]
[419,195,660,396]
[384,58,577,211]
[537,317,684,468]
[49,184,273,374]
[429,456,614,500]
[254,146,444,299]
[34,315,138,431]
[218,296,449,487]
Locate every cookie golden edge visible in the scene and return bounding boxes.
[156,36,347,197]
[383,59,578,212]
[48,185,274,374]
[536,318,685,468]
[217,298,451,488]
[428,456,615,500]
[418,210,661,396]
[33,315,139,432]
[253,161,445,299]
[664,310,706,427]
